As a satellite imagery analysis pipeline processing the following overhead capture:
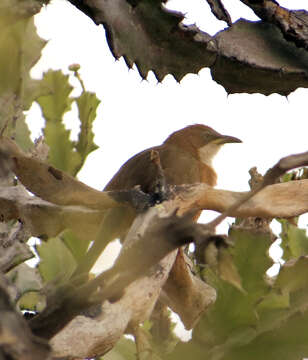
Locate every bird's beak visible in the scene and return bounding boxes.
[217,135,242,144]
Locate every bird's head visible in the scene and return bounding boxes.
[164,124,242,165]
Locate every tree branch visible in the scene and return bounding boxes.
[1,179,308,242]
[0,137,150,210]
[29,208,211,340]
[205,0,232,26]
[239,0,308,50]
[173,179,308,220]
[66,0,308,95]
[50,206,216,358]
[207,150,308,228]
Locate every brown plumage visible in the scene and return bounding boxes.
[80,124,241,275]
[105,124,241,193]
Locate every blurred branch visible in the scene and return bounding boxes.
[29,208,211,340]
[0,185,103,241]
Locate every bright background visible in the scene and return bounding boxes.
[28,0,307,285]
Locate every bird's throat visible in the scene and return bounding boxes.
[198,143,221,166]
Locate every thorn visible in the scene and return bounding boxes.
[135,61,148,80]
[139,77,148,84]
[153,70,164,83]
[123,55,133,69]
[173,72,183,83]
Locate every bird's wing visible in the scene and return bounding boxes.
[104,145,203,193]
[104,147,161,192]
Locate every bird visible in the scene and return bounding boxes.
[76,124,242,275]
[105,124,241,192]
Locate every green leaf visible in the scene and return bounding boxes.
[0,95,33,151]
[279,219,308,261]
[0,15,47,114]
[256,291,289,312]
[36,70,101,176]
[36,236,77,284]
[230,228,273,299]
[228,268,308,360]
[36,70,73,122]
[0,24,20,95]
[167,233,308,360]
[74,91,99,173]
[168,261,308,360]
[43,120,81,174]
[17,290,46,312]
[197,268,257,346]
[0,16,46,150]
[195,228,272,347]
[23,77,51,111]
[227,312,308,360]
[218,245,244,293]
[61,229,91,263]
[0,17,46,102]
[20,19,48,109]
[274,256,308,294]
[35,70,100,176]
[36,71,78,172]
[227,257,308,360]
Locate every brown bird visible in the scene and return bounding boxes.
[105,124,241,192]
[77,124,241,275]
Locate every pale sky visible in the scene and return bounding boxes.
[28,0,308,274]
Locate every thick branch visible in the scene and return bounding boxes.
[174,180,308,219]
[67,0,308,95]
[0,137,150,210]
[208,150,308,227]
[240,0,308,50]
[2,179,308,242]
